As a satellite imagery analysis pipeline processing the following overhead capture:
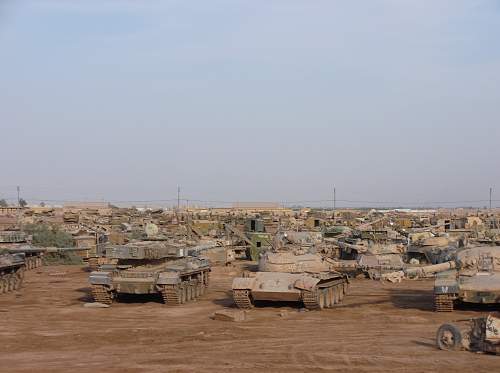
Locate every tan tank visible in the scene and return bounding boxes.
[232,233,349,310]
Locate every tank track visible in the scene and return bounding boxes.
[88,257,99,272]
[302,282,348,310]
[434,294,454,312]
[161,284,181,305]
[25,256,43,271]
[161,274,209,306]
[0,268,25,294]
[233,289,254,309]
[91,285,114,305]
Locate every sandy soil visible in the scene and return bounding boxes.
[0,263,498,373]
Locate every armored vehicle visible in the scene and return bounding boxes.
[0,251,25,294]
[232,232,349,310]
[436,314,500,354]
[406,235,465,265]
[328,239,406,280]
[0,231,43,270]
[89,241,211,305]
[434,246,500,312]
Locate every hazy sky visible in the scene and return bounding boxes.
[0,0,499,207]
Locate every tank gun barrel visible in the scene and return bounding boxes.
[405,261,456,278]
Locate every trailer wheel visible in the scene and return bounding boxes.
[436,324,462,351]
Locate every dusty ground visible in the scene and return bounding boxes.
[0,263,498,373]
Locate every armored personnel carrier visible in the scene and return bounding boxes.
[434,246,500,312]
[0,251,25,294]
[89,241,211,305]
[232,232,349,310]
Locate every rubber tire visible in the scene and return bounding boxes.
[436,324,462,351]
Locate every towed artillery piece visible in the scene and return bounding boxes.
[436,314,500,354]
[89,241,211,306]
[232,232,349,310]
[0,250,25,294]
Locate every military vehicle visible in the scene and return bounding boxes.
[328,238,406,280]
[433,246,500,312]
[232,232,349,310]
[0,251,25,294]
[0,231,44,270]
[406,234,465,265]
[436,314,500,354]
[89,241,211,305]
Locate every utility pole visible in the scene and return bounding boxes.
[177,186,180,210]
[17,186,20,207]
[490,187,493,210]
[333,186,336,218]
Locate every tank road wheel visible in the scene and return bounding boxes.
[6,274,14,292]
[13,271,23,290]
[436,324,462,351]
[233,289,254,309]
[332,286,340,305]
[195,280,201,298]
[302,289,321,310]
[186,283,193,302]
[91,285,114,305]
[434,294,454,312]
[0,277,5,293]
[339,283,346,302]
[161,285,181,305]
[326,287,334,308]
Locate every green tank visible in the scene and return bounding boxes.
[89,241,211,306]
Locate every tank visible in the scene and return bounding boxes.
[436,314,500,354]
[328,238,406,280]
[0,250,25,294]
[406,235,465,265]
[89,241,211,305]
[434,246,500,312]
[232,232,349,310]
[0,231,44,270]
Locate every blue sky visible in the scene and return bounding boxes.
[0,1,499,207]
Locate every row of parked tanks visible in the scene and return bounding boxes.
[88,227,500,313]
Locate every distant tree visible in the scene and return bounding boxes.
[19,198,28,207]
[0,199,8,207]
[40,202,46,207]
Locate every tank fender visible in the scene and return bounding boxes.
[294,276,321,291]
[157,272,181,285]
[232,277,256,290]
[89,271,112,286]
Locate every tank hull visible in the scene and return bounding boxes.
[232,271,349,310]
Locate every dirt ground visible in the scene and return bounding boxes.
[0,263,498,373]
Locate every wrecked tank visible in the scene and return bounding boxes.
[436,314,500,354]
[0,250,25,294]
[433,246,500,312]
[89,241,211,305]
[232,232,349,310]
